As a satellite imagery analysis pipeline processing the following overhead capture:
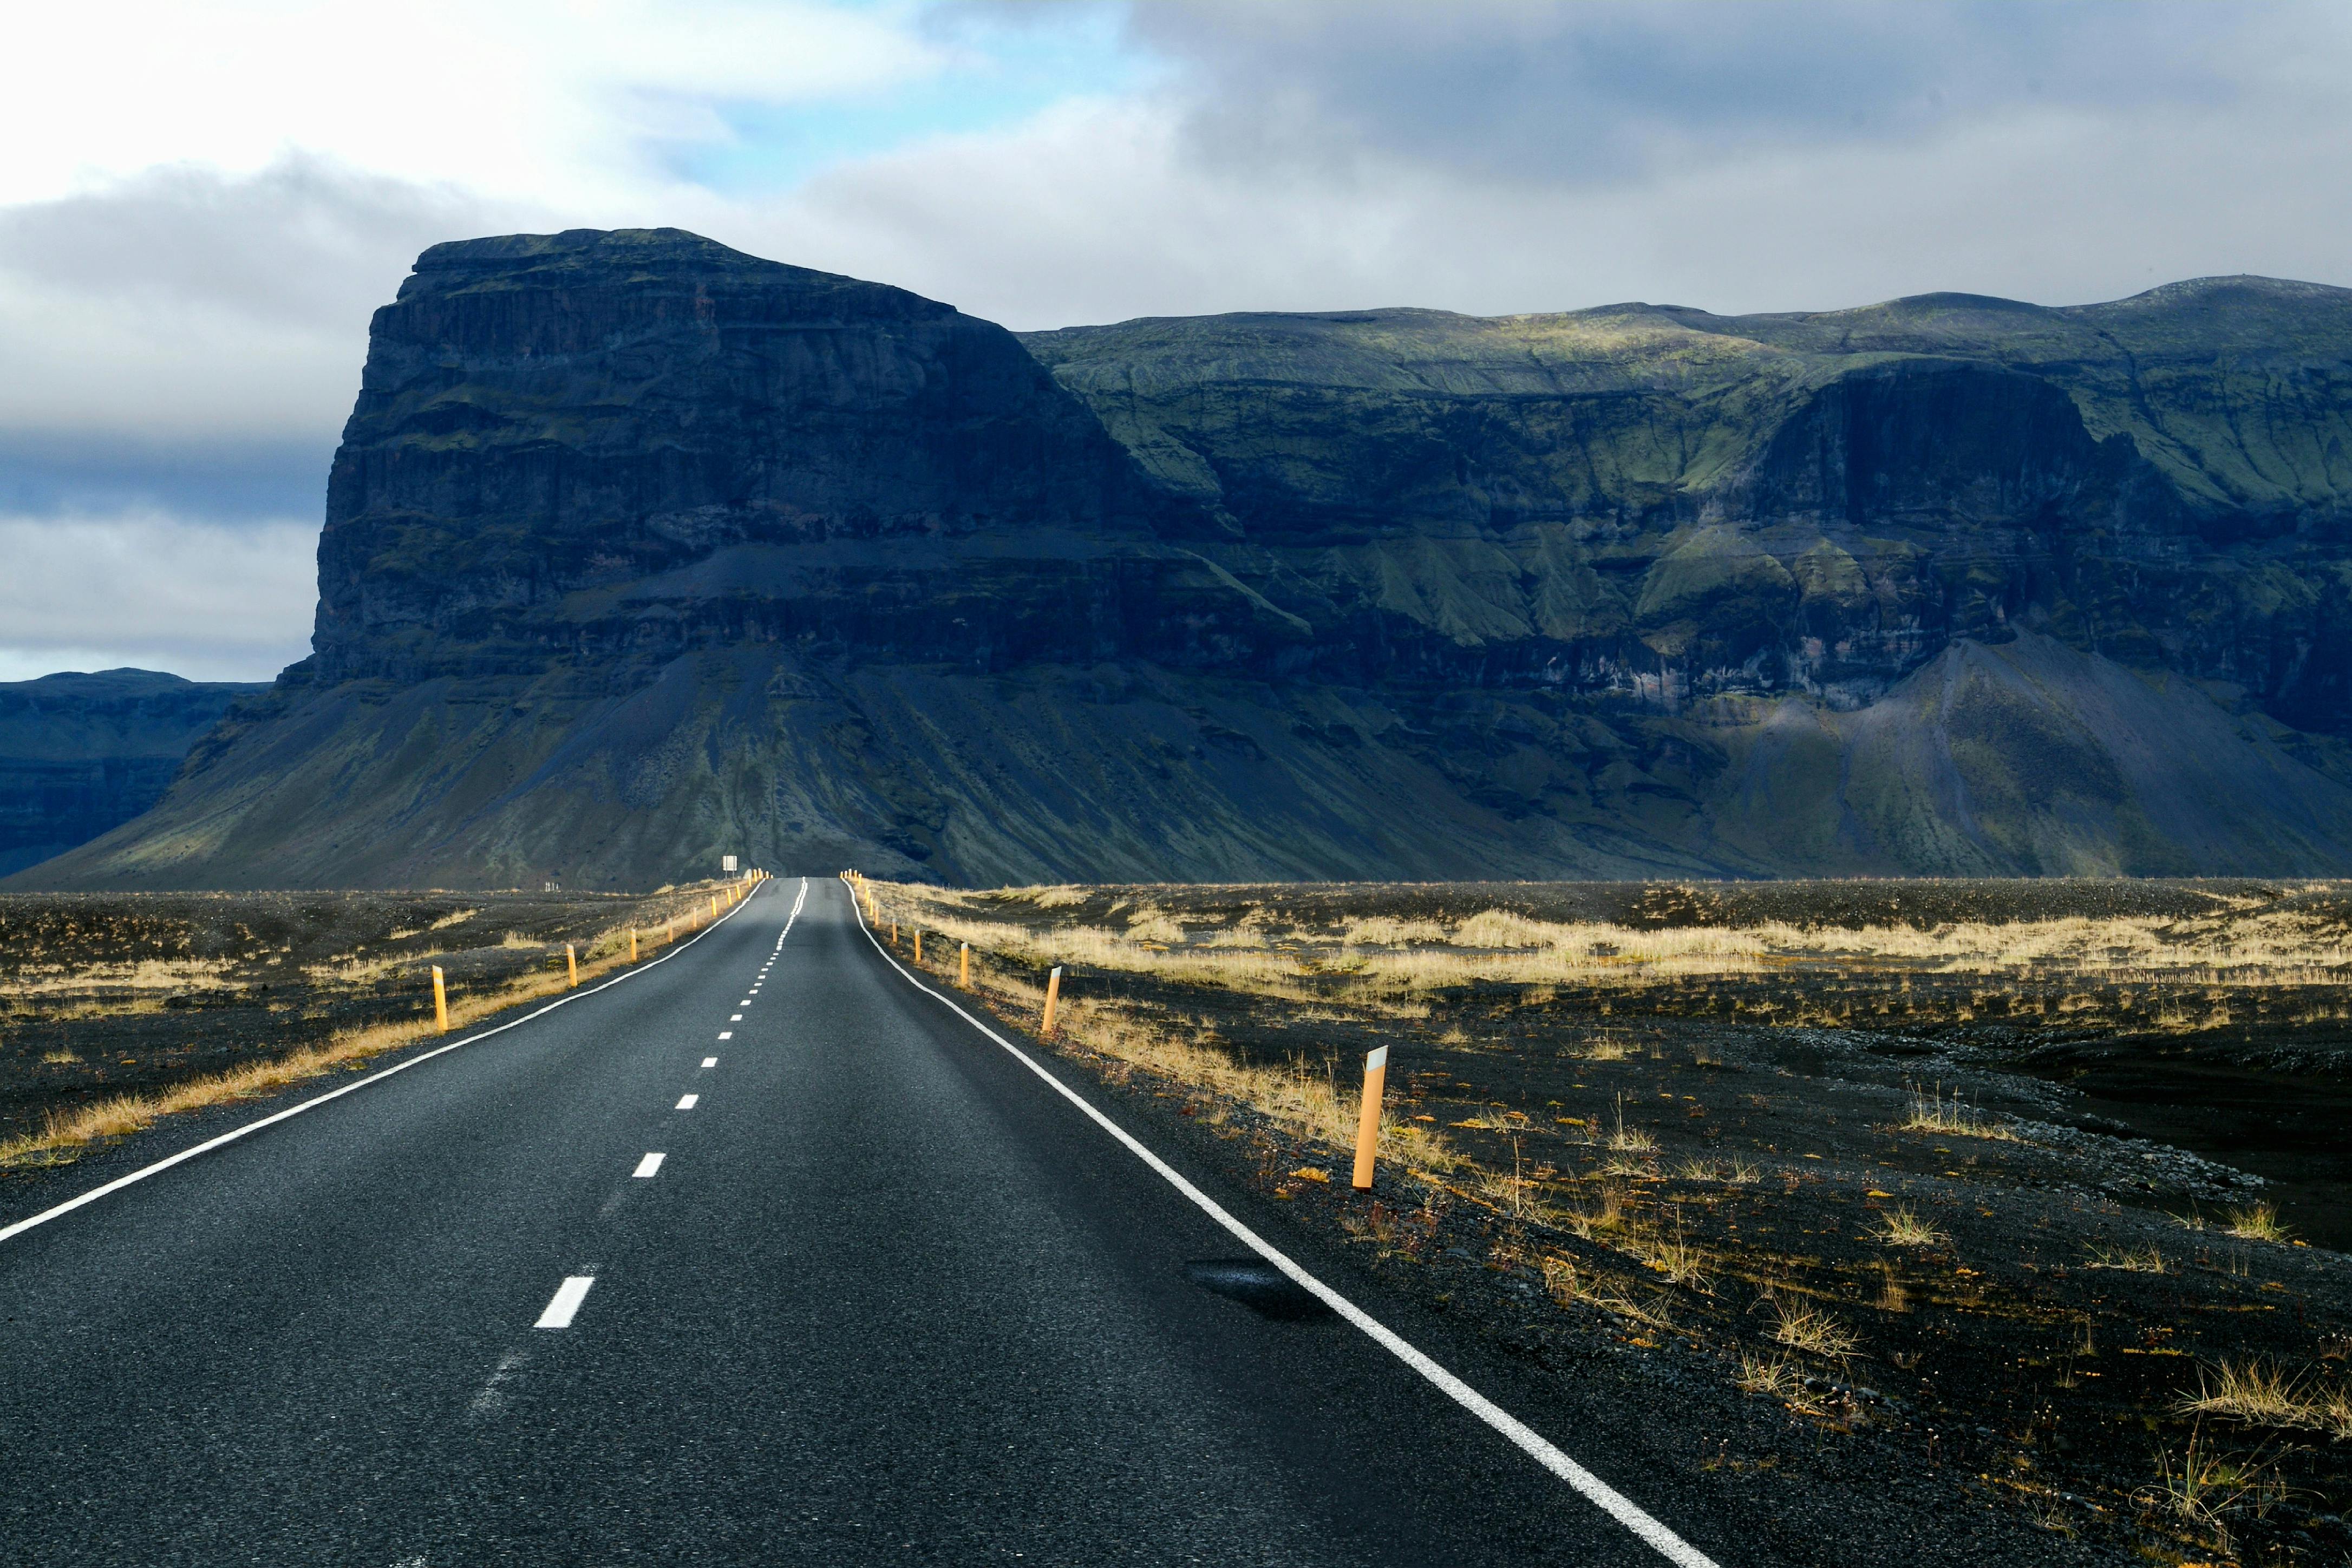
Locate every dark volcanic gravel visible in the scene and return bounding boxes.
[898,878,2352,1567]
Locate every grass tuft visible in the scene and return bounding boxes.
[1872,1204,1947,1248]
[1761,1293,1860,1360]
[2177,1358,2349,1435]
[1604,1095,1658,1155]
[1899,1084,2018,1142]
[2083,1242,2166,1273]
[1623,1225,1710,1289]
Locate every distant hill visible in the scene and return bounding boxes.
[19,230,2352,888]
[0,670,265,877]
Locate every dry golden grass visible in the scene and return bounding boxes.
[986,977,1462,1181]
[1762,1294,1860,1360]
[1622,1224,1710,1289]
[1341,915,1448,947]
[0,1023,419,1165]
[1898,1086,2020,1142]
[2224,1201,2292,1243]
[1735,1349,1812,1404]
[1541,1255,1677,1330]
[8,957,237,996]
[1561,1185,1629,1240]
[877,879,2352,1015]
[2173,1360,2351,1439]
[0,885,735,1171]
[1604,1095,1658,1154]
[2083,1242,2167,1272]
[2177,1361,2312,1427]
[305,951,437,986]
[1873,1204,1948,1248]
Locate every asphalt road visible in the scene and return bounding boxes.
[0,877,1732,1566]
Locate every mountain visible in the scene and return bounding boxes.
[0,670,266,877]
[19,230,2352,889]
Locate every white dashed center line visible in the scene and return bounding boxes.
[702,1056,717,1068]
[534,1276,595,1329]
[717,1031,732,1040]
[632,1152,665,1178]
[676,1094,698,1110]
[730,1013,743,1021]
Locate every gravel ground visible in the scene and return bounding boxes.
[896,879,2352,1567]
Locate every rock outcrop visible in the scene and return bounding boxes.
[0,671,264,877]
[21,233,2352,888]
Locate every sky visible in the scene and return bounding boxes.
[3,0,2349,683]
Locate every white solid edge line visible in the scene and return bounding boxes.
[534,1275,596,1329]
[632,1152,665,1178]
[848,886,1720,1568]
[0,876,810,1249]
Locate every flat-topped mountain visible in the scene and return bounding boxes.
[0,670,266,877]
[22,231,2352,887]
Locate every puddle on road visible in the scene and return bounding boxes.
[1182,1258,1335,1322]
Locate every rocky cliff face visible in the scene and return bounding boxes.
[1023,283,2352,733]
[0,671,263,877]
[312,228,1277,688]
[22,234,2352,888]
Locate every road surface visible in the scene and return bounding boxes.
[0,877,1733,1565]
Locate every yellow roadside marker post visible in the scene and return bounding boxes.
[892,921,899,948]
[959,942,970,989]
[629,929,639,963]
[913,930,922,963]
[566,943,579,988]
[432,966,449,1033]
[1042,965,1063,1036]
[1352,1046,1390,1191]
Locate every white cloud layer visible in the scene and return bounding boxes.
[2,0,2350,680]
[0,514,317,683]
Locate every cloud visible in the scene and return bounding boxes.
[1127,0,2274,185]
[728,45,2352,329]
[0,157,514,447]
[0,512,318,683]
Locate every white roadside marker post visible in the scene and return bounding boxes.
[1353,1046,1389,1192]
